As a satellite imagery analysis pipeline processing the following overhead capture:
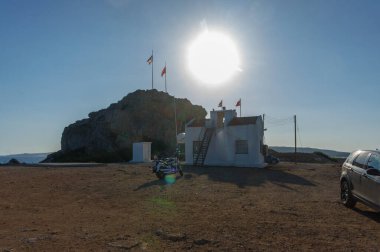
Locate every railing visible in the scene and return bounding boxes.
[193,128,215,166]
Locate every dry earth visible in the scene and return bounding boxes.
[0,162,379,251]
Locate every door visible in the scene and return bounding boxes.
[362,152,380,206]
[350,152,370,198]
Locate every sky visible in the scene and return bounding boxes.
[1,0,380,155]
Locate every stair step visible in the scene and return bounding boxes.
[194,128,215,167]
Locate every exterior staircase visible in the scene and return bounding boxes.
[194,128,215,166]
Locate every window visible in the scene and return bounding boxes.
[367,153,380,171]
[346,151,360,164]
[235,140,248,154]
[352,152,369,168]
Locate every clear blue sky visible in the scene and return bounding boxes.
[1,0,380,155]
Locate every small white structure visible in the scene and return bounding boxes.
[131,142,152,163]
[185,109,266,168]
[177,133,186,144]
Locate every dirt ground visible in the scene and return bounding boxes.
[0,162,379,251]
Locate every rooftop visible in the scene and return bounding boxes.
[187,116,260,127]
[228,116,259,126]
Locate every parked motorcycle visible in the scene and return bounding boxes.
[152,157,183,179]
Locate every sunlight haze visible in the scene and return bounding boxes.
[1,0,380,154]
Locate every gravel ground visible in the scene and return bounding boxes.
[0,162,379,251]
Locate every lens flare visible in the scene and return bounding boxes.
[164,174,177,184]
[188,31,240,86]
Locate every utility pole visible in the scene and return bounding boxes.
[262,113,266,154]
[294,115,297,164]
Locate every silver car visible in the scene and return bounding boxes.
[340,150,380,211]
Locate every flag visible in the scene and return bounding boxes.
[218,100,223,107]
[236,99,241,107]
[161,66,166,77]
[147,55,153,64]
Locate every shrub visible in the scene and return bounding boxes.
[313,151,338,163]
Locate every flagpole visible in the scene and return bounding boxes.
[240,99,241,117]
[174,96,178,142]
[165,62,167,93]
[151,50,154,90]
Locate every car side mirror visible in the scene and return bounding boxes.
[367,168,380,176]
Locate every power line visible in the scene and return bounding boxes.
[265,115,293,124]
[265,117,293,126]
[264,115,303,152]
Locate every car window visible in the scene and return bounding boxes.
[367,153,380,171]
[346,151,360,164]
[352,152,368,168]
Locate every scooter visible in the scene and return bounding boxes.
[152,157,183,179]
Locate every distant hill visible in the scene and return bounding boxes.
[270,146,350,158]
[0,153,50,164]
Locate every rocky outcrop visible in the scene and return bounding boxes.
[7,158,21,165]
[43,89,206,163]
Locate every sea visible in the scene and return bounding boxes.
[0,153,50,164]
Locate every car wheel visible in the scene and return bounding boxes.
[341,180,356,208]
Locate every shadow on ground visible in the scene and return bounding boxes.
[353,207,380,223]
[134,179,165,191]
[183,165,315,188]
[134,175,184,191]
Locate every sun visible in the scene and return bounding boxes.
[188,31,240,86]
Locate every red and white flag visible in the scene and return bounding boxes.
[218,100,223,107]
[161,66,166,77]
[236,99,241,107]
[147,55,153,64]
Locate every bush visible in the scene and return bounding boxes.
[313,151,338,163]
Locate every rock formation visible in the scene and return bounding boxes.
[7,158,21,165]
[43,89,206,162]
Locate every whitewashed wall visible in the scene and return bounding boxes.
[185,126,203,165]
[185,116,265,168]
[132,142,152,162]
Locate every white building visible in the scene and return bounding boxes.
[131,142,152,163]
[185,109,266,168]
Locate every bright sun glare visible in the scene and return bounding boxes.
[188,31,240,86]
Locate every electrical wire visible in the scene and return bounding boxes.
[264,115,303,148]
[265,115,293,126]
